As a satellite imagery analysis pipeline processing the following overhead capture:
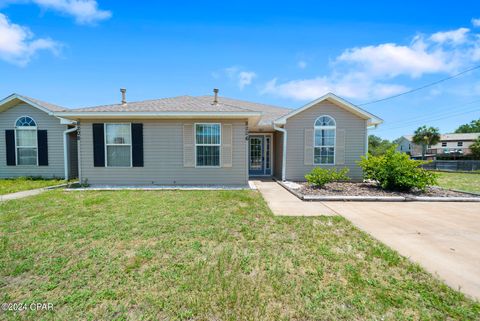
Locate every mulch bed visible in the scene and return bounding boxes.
[296,181,477,198]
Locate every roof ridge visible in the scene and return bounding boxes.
[197,95,291,111]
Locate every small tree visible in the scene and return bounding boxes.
[368,135,395,156]
[470,137,480,159]
[412,126,441,160]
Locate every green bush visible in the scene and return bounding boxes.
[305,167,350,188]
[358,147,437,192]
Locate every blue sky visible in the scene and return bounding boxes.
[1,0,479,139]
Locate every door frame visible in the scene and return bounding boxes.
[248,133,273,177]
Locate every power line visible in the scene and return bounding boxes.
[373,108,480,133]
[358,64,480,106]
[379,99,480,127]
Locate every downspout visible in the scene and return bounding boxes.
[273,124,287,181]
[63,126,78,180]
[365,121,369,158]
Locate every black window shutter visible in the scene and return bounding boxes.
[5,130,16,166]
[131,123,144,167]
[37,130,48,166]
[92,123,105,167]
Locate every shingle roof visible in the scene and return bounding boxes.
[19,94,66,112]
[440,133,480,141]
[196,96,292,126]
[70,95,292,127]
[403,133,479,141]
[72,96,258,113]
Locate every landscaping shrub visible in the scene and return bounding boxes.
[358,147,437,192]
[305,167,350,188]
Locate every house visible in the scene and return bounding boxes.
[397,133,480,159]
[1,90,383,186]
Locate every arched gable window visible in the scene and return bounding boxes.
[314,115,335,165]
[15,116,38,165]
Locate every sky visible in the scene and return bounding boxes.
[0,0,480,139]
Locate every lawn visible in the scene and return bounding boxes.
[1,190,479,320]
[435,171,480,194]
[0,177,65,195]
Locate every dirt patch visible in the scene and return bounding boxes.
[296,182,476,198]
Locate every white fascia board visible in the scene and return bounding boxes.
[53,111,262,118]
[274,92,383,126]
[0,93,54,115]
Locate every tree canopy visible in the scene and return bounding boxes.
[471,138,480,159]
[412,126,441,160]
[454,119,480,133]
[368,135,395,156]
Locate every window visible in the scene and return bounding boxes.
[314,116,335,165]
[105,124,131,167]
[196,123,221,167]
[442,142,447,147]
[15,116,37,165]
[457,142,463,147]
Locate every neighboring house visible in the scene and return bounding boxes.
[396,135,422,156]
[397,133,480,159]
[1,91,382,185]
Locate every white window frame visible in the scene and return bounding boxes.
[457,141,463,147]
[313,115,336,165]
[194,123,221,168]
[14,115,38,166]
[104,123,132,168]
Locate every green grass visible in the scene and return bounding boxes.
[1,190,479,320]
[435,171,480,194]
[0,177,65,195]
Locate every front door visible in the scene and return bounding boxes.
[249,135,272,176]
[249,136,264,176]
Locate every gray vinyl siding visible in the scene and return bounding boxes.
[0,103,66,178]
[284,101,367,181]
[273,131,283,179]
[78,119,248,185]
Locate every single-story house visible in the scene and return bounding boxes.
[397,133,480,159]
[0,90,382,186]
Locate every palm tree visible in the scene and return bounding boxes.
[412,126,441,160]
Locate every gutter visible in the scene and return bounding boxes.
[53,111,262,118]
[273,124,287,181]
[63,126,78,180]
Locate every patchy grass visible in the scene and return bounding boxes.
[1,190,479,320]
[0,177,65,195]
[435,171,480,194]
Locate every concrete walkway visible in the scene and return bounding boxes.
[0,188,47,202]
[252,180,336,216]
[325,201,480,300]
[254,180,480,300]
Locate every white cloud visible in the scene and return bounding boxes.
[297,60,307,69]
[238,71,256,89]
[430,27,470,44]
[262,74,408,101]
[0,13,60,66]
[222,66,257,89]
[3,0,111,24]
[263,25,480,101]
[472,18,480,27]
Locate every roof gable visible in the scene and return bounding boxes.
[274,93,383,127]
[0,93,65,115]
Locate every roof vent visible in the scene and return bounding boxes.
[213,88,219,105]
[120,88,127,105]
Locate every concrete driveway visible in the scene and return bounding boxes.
[324,201,480,300]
